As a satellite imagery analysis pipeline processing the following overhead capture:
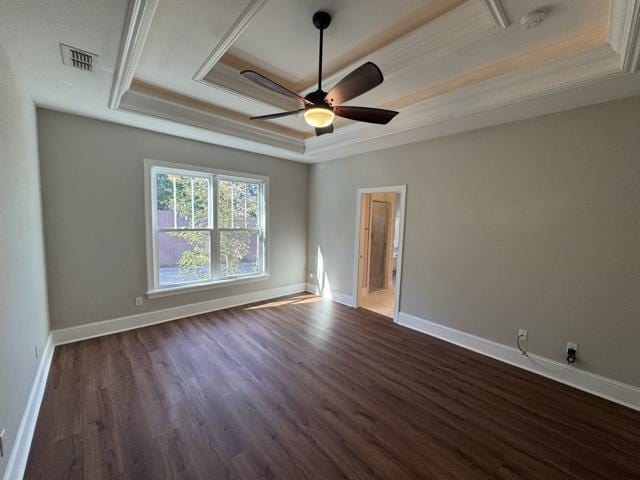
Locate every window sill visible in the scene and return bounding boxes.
[146,273,270,299]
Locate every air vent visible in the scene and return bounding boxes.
[60,44,98,72]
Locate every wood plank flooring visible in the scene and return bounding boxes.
[25,294,640,479]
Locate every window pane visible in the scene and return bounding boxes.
[158,231,211,285]
[175,175,192,228]
[219,230,259,277]
[155,171,210,229]
[245,182,259,228]
[155,172,174,228]
[218,179,260,228]
[193,177,210,228]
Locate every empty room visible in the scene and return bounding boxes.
[2,0,640,479]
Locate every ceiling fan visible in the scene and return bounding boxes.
[240,11,398,136]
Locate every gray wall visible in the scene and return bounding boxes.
[308,96,640,387]
[0,47,50,477]
[38,110,309,330]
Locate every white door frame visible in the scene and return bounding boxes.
[352,185,407,323]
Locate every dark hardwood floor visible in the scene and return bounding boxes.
[26,294,640,479]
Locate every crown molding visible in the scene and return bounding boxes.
[482,0,510,29]
[609,0,640,73]
[119,84,305,155]
[109,0,158,109]
[305,44,621,157]
[193,0,268,81]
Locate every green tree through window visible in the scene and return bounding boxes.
[152,167,264,288]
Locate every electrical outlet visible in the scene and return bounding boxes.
[518,329,528,341]
[135,296,143,306]
[566,342,578,364]
[0,428,5,457]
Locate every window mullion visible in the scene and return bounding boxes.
[190,177,195,229]
[172,176,177,228]
[260,182,265,273]
[211,175,220,280]
[230,182,234,228]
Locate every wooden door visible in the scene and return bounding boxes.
[369,200,390,292]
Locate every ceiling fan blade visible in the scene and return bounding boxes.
[241,70,311,105]
[325,62,383,106]
[334,106,398,124]
[315,124,334,136]
[250,109,305,120]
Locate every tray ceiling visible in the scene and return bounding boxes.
[1,0,639,163]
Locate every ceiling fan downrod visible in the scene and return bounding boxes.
[312,11,331,92]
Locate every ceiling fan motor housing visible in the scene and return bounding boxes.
[305,89,330,108]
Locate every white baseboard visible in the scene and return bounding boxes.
[52,283,307,345]
[305,282,354,307]
[398,312,640,411]
[3,334,54,480]
[305,282,319,295]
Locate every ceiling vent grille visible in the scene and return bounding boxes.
[60,44,98,72]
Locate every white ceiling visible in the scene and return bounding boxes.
[1,0,639,163]
[0,0,125,117]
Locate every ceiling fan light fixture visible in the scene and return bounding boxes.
[304,107,334,128]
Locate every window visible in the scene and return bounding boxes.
[146,161,267,295]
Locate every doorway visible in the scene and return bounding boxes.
[353,186,406,322]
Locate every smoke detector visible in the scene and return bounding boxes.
[60,44,98,72]
[520,10,547,29]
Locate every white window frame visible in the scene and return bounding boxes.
[144,159,269,298]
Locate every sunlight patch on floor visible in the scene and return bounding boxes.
[243,295,323,310]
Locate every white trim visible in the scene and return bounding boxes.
[398,312,640,411]
[52,283,306,346]
[143,158,269,182]
[143,159,269,297]
[623,1,640,73]
[119,86,305,154]
[192,0,268,81]
[329,291,354,308]
[109,0,158,109]
[147,273,270,298]
[609,0,640,73]
[305,282,353,307]
[352,185,407,323]
[3,335,54,480]
[481,0,510,28]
